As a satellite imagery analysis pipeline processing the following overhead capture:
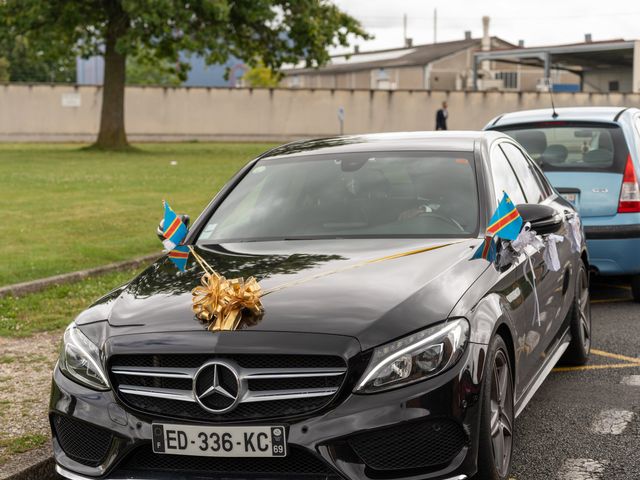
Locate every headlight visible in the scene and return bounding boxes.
[355,318,469,393]
[58,324,110,391]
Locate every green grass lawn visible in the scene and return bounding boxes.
[0,434,48,464]
[0,267,142,337]
[0,142,275,286]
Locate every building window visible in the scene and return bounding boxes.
[373,68,396,90]
[609,80,620,92]
[494,71,519,90]
[376,68,389,81]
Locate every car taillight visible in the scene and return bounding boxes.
[618,155,640,213]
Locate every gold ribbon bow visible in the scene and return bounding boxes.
[189,249,264,331]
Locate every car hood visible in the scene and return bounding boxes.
[101,239,486,350]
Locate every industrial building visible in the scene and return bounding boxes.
[282,16,639,93]
[473,38,640,93]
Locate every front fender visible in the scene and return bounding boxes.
[449,266,518,346]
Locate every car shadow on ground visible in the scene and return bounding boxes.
[590,275,634,303]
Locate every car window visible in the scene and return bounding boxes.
[495,122,629,174]
[197,151,480,242]
[530,163,554,198]
[490,146,527,205]
[500,143,546,203]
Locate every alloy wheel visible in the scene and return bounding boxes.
[490,349,513,477]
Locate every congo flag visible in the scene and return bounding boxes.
[162,201,188,250]
[168,245,190,271]
[487,192,523,241]
[472,234,497,262]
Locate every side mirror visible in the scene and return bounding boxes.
[516,204,562,235]
[156,214,190,241]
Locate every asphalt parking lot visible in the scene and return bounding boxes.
[510,277,640,480]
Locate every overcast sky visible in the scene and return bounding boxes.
[332,0,640,53]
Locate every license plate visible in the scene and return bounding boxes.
[152,423,287,457]
[561,193,577,204]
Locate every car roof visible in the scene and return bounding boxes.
[261,131,508,159]
[487,106,638,128]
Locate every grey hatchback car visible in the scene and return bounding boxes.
[486,107,640,300]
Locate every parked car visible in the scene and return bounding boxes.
[485,107,640,301]
[51,132,589,480]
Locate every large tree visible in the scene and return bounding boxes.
[0,1,368,149]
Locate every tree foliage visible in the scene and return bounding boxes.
[0,58,9,82]
[0,1,369,149]
[0,36,76,83]
[243,61,281,88]
[126,46,183,87]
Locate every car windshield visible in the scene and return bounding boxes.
[197,151,479,243]
[495,122,629,173]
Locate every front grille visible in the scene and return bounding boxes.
[348,418,468,472]
[110,354,347,421]
[51,415,113,467]
[113,354,345,369]
[119,444,342,479]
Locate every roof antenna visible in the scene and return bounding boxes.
[546,78,559,119]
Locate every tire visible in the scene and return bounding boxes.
[562,262,591,365]
[477,335,514,480]
[631,275,640,303]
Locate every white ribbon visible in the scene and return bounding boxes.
[496,217,578,326]
[567,215,582,253]
[511,222,544,254]
[497,238,516,269]
[162,238,177,251]
[510,222,543,326]
[543,234,564,272]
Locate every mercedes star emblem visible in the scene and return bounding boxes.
[193,361,241,413]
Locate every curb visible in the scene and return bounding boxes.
[0,253,161,299]
[0,445,55,480]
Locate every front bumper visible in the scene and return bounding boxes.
[51,342,487,480]
[55,464,469,480]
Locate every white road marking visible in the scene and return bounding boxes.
[621,375,640,386]
[590,409,634,435]
[558,458,608,480]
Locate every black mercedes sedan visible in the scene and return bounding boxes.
[51,131,590,480]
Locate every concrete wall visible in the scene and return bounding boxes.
[2,83,640,142]
[583,69,633,93]
[396,66,424,90]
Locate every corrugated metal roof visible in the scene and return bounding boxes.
[285,37,508,75]
[474,39,636,66]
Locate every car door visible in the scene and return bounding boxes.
[500,142,575,360]
[488,143,542,395]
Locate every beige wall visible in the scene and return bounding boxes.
[396,66,424,90]
[583,69,633,93]
[2,83,640,142]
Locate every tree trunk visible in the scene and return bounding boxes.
[94,5,128,149]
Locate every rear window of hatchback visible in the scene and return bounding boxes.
[492,121,630,174]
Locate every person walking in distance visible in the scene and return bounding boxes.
[435,101,448,130]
